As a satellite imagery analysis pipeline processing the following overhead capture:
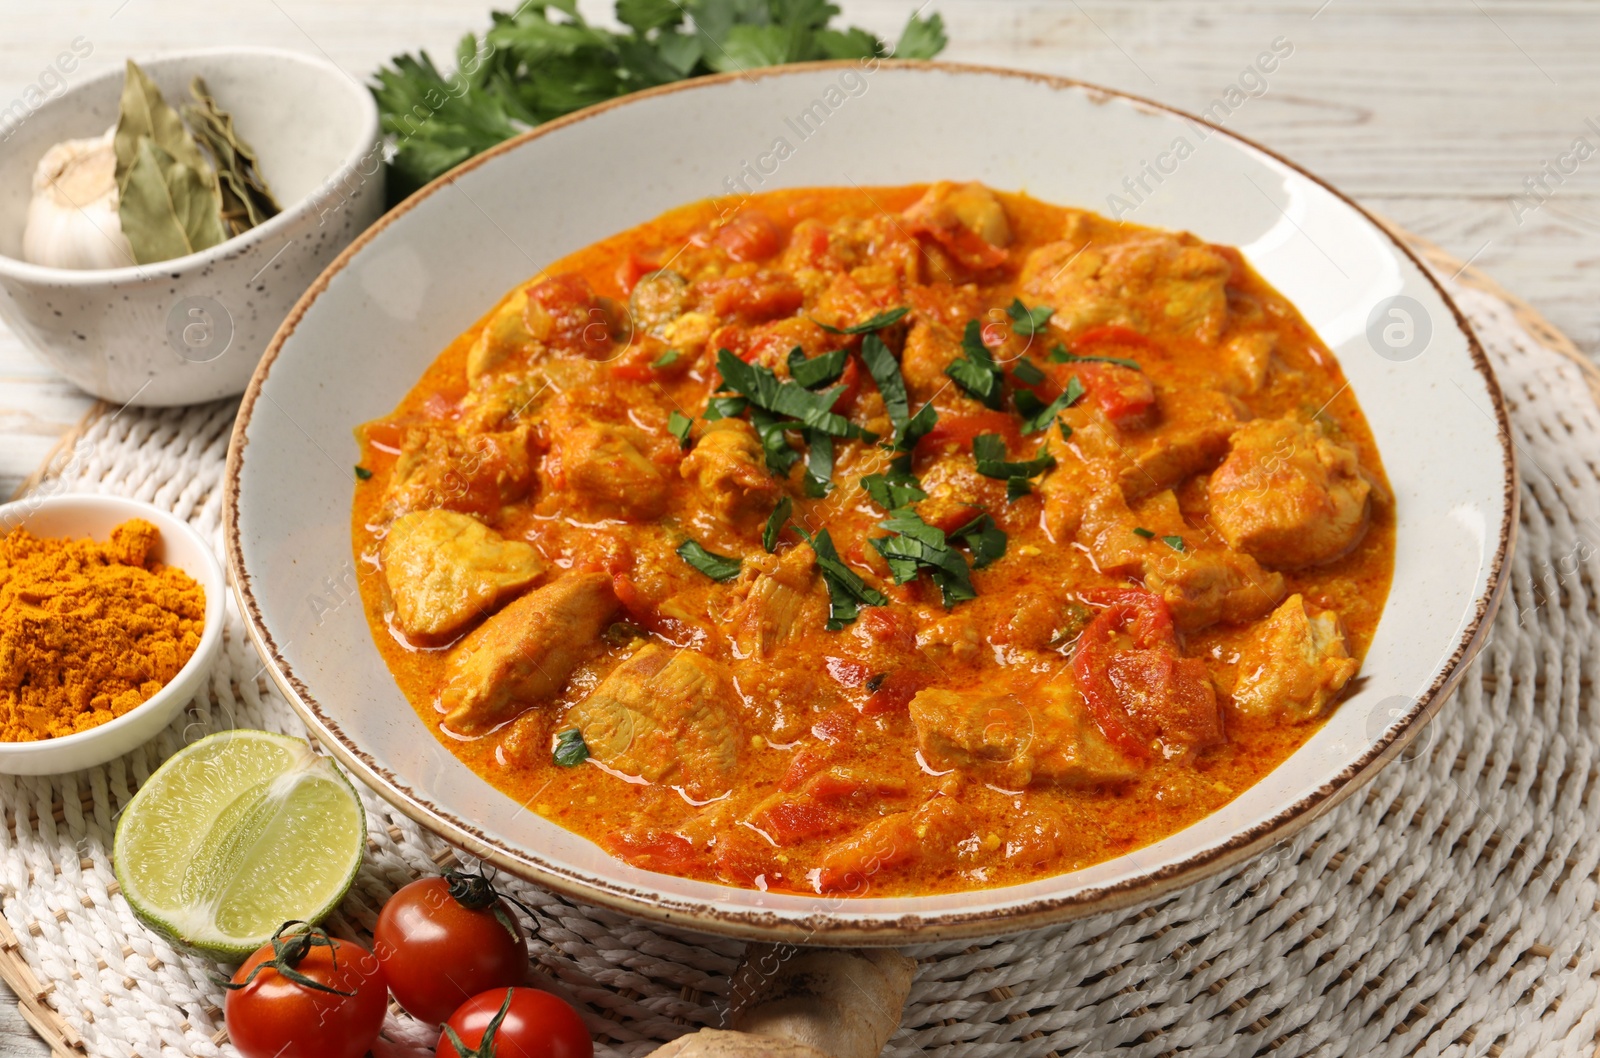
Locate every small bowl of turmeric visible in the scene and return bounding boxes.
[0,494,224,774]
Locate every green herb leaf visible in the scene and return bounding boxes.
[972,434,1057,482]
[653,348,681,368]
[1048,344,1142,371]
[895,401,939,452]
[1132,527,1156,539]
[668,409,693,448]
[762,496,792,553]
[861,468,928,511]
[371,6,944,203]
[1058,420,1074,442]
[552,728,590,767]
[117,137,229,265]
[788,347,848,389]
[717,349,859,438]
[814,306,910,336]
[1005,476,1033,502]
[1011,359,1046,385]
[676,539,742,582]
[353,465,373,481]
[860,334,908,428]
[1162,535,1186,552]
[804,429,835,496]
[795,525,887,630]
[952,512,1007,568]
[748,408,803,475]
[871,508,975,605]
[946,320,1004,409]
[1015,376,1084,435]
[1007,298,1054,338]
[894,10,948,58]
[703,395,749,421]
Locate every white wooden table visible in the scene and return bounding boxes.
[1,0,1596,1051]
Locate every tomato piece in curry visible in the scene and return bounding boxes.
[352,183,1394,897]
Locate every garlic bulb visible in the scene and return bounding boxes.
[22,127,136,270]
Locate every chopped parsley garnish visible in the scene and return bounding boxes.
[788,346,848,389]
[1162,535,1187,552]
[762,496,792,553]
[972,434,1057,483]
[804,430,835,497]
[795,525,887,630]
[703,395,749,421]
[1058,420,1074,442]
[814,306,910,335]
[954,512,1007,568]
[1132,527,1156,539]
[716,349,860,438]
[748,408,802,475]
[1015,375,1084,435]
[946,320,1005,409]
[653,348,681,369]
[871,507,1007,607]
[1011,359,1046,385]
[861,465,929,511]
[1007,298,1055,338]
[667,409,693,448]
[861,333,938,452]
[353,465,373,481]
[676,539,742,582]
[552,728,589,767]
[1048,343,1141,371]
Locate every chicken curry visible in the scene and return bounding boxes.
[352,183,1394,896]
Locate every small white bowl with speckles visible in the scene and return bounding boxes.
[0,47,382,406]
[0,494,224,774]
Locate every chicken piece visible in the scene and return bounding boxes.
[680,419,779,520]
[1038,417,1137,542]
[460,359,599,432]
[721,548,825,657]
[546,419,670,521]
[1120,390,1241,501]
[1209,415,1372,568]
[1020,223,1232,344]
[910,684,1140,789]
[899,319,966,404]
[467,288,535,384]
[384,425,534,520]
[568,643,740,799]
[903,181,1012,270]
[1224,330,1278,393]
[1141,543,1287,632]
[381,510,546,639]
[439,572,618,734]
[1231,594,1360,721]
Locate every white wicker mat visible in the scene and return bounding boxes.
[5,252,1599,1058]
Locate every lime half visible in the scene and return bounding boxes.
[113,730,366,959]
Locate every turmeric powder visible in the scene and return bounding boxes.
[0,518,205,741]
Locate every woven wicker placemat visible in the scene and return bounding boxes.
[4,226,1599,1058]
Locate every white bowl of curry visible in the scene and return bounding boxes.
[0,495,224,775]
[227,62,1514,942]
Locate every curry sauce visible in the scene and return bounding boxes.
[353,184,1394,896]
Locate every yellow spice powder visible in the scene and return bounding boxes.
[0,518,205,741]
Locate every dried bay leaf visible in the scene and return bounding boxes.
[117,138,228,264]
[113,59,208,185]
[183,76,280,236]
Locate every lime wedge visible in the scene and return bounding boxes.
[113,730,365,959]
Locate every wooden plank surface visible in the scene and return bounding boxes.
[1,0,1596,1051]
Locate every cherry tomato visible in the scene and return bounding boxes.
[374,872,530,1024]
[224,922,387,1058]
[437,987,593,1058]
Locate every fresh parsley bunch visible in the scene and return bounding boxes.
[371,0,948,202]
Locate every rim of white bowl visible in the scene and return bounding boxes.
[0,45,379,285]
[0,494,225,759]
